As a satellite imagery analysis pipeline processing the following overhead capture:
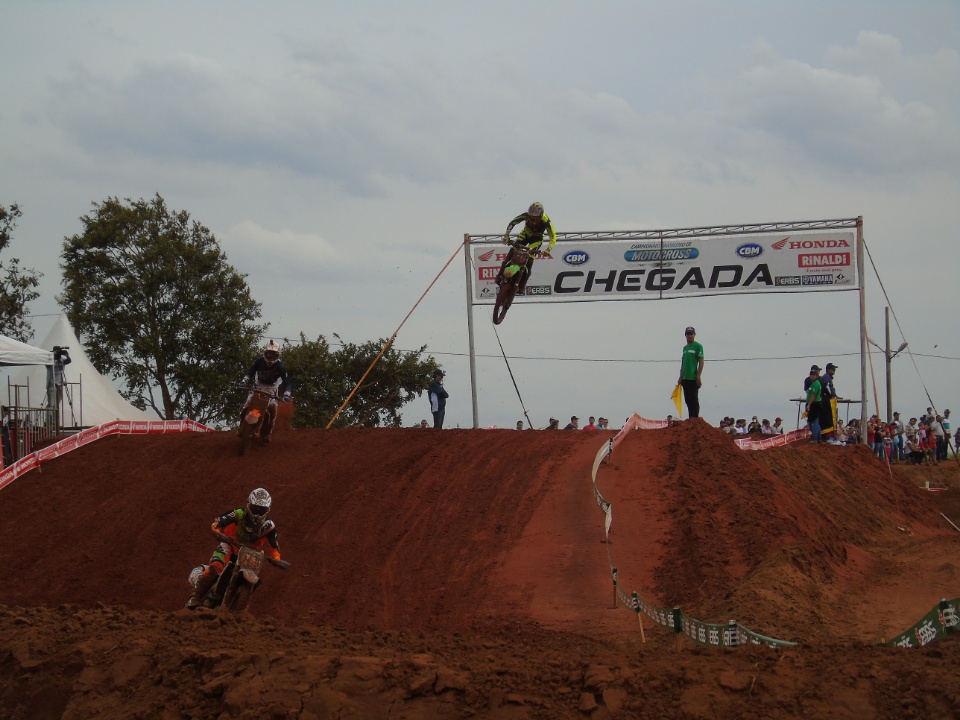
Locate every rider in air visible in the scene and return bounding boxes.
[186,488,284,609]
[239,341,292,443]
[495,201,557,295]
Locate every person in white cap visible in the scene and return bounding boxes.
[678,326,704,418]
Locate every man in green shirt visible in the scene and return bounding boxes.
[678,326,704,419]
[805,365,822,443]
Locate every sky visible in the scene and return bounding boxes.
[1,0,958,430]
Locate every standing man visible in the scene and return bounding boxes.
[892,411,905,461]
[678,326,704,419]
[563,416,579,430]
[428,369,448,429]
[819,362,838,443]
[805,365,822,443]
[1,406,12,467]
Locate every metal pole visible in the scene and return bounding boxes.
[884,306,892,423]
[463,235,480,428]
[857,217,868,444]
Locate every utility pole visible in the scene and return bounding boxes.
[868,307,907,423]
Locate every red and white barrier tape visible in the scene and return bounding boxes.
[0,419,216,492]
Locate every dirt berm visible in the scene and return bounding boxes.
[2,420,959,719]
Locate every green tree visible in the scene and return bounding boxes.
[282,333,439,428]
[0,203,42,342]
[59,194,266,424]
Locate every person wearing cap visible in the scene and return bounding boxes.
[564,415,579,430]
[428,369,448,429]
[805,365,822,442]
[678,326,704,419]
[545,417,560,430]
[819,363,839,444]
[772,417,784,435]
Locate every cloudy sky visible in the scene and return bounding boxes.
[2,1,957,430]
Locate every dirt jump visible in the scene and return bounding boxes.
[2,419,959,719]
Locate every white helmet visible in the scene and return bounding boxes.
[264,341,281,363]
[244,487,272,531]
[528,202,544,217]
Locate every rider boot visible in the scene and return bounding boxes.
[186,570,218,610]
[237,405,249,436]
[495,248,517,286]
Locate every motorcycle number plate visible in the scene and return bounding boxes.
[236,546,264,583]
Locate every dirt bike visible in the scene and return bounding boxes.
[238,386,288,456]
[193,530,291,612]
[492,239,540,325]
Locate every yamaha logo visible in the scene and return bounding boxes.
[563,250,589,266]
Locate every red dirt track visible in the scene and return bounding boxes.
[2,419,960,719]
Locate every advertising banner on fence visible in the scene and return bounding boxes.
[472,231,857,303]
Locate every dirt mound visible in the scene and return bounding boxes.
[2,423,960,719]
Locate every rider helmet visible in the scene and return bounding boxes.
[528,202,544,218]
[243,487,272,533]
[263,341,281,364]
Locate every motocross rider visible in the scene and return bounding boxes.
[239,341,292,443]
[186,488,283,609]
[494,202,557,295]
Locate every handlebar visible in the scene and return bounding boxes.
[212,529,291,569]
[237,385,293,402]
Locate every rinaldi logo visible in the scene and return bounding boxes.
[798,253,851,267]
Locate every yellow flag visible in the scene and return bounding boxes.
[671,384,683,418]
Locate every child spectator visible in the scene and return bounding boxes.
[883,424,895,463]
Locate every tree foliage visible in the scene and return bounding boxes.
[0,203,42,342]
[282,333,439,428]
[59,194,266,424]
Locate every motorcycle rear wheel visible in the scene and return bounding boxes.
[492,281,518,325]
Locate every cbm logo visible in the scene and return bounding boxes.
[563,250,590,266]
[736,243,763,258]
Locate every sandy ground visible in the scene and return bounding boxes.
[2,418,959,719]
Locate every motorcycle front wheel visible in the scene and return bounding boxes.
[239,419,257,456]
[492,281,518,325]
[226,582,253,612]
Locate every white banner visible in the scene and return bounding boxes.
[471,231,857,303]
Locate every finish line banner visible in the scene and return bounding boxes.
[471,231,857,303]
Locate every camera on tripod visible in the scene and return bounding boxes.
[52,346,70,363]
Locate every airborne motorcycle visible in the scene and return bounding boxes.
[189,530,291,612]
[492,239,540,325]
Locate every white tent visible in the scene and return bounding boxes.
[0,334,53,368]
[8,314,152,426]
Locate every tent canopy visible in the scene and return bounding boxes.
[7,314,152,424]
[0,334,53,368]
